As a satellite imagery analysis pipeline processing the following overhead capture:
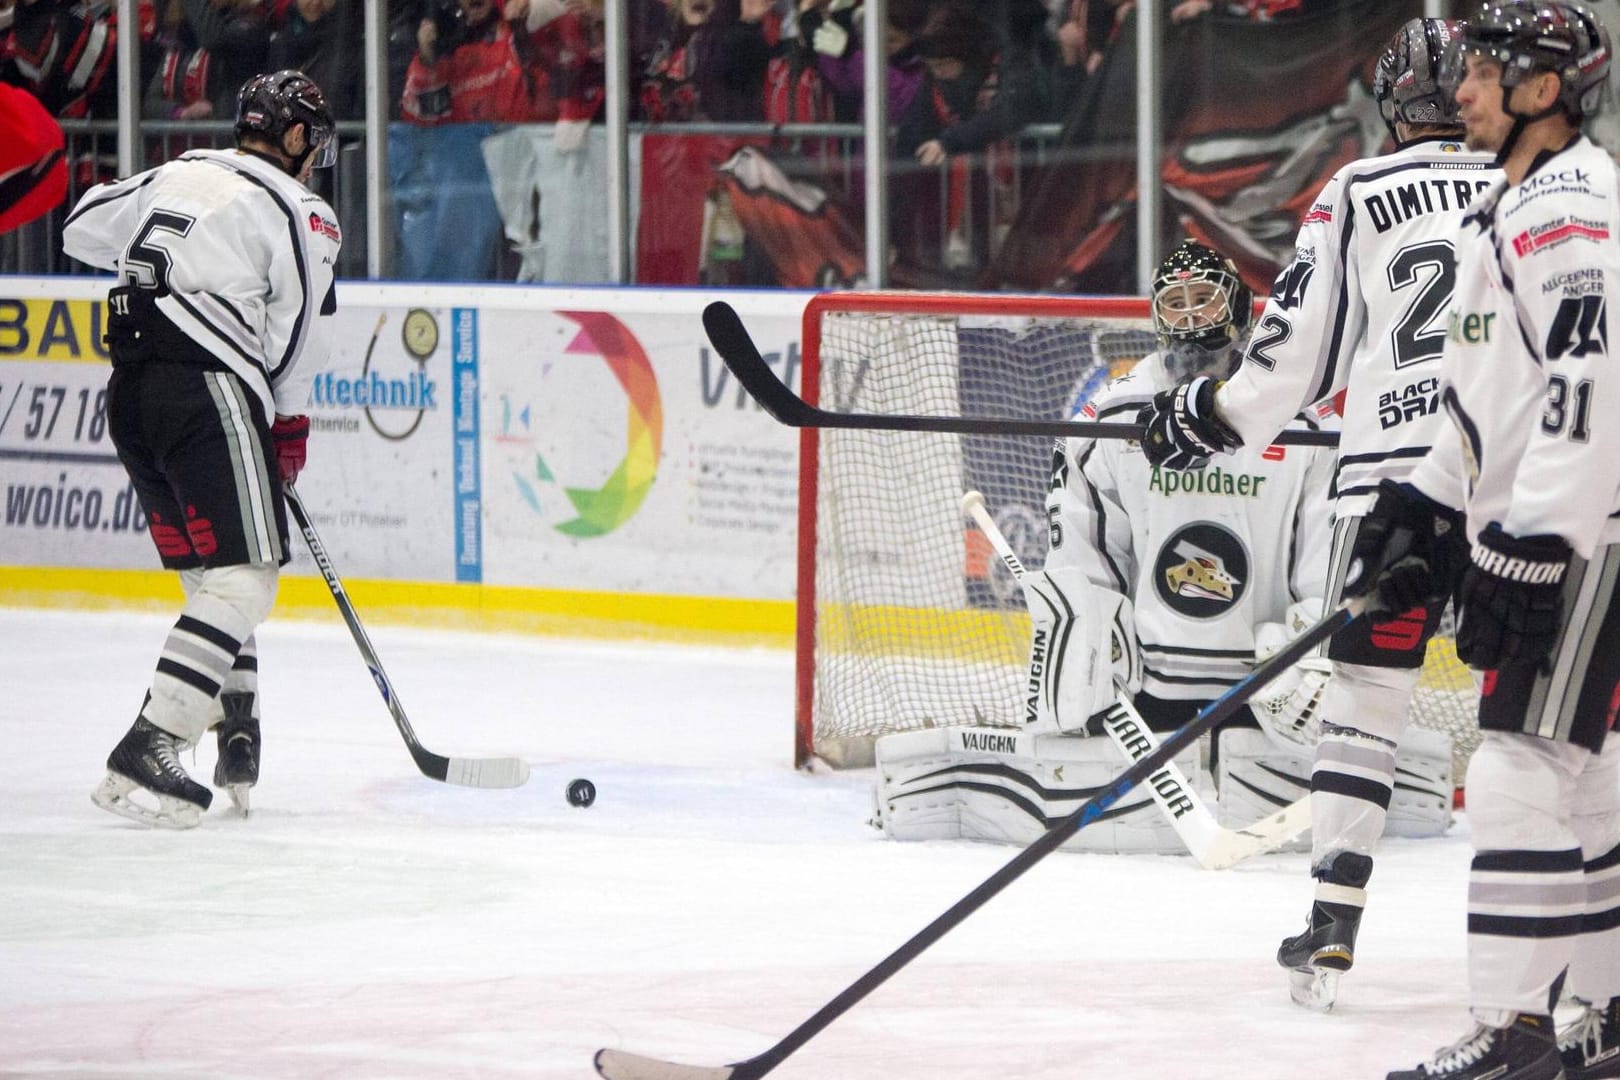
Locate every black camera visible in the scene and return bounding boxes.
[424,0,466,55]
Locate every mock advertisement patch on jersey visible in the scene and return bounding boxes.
[307,211,340,241]
[1512,216,1609,258]
[1153,523,1248,619]
[1301,202,1333,225]
[1542,267,1605,297]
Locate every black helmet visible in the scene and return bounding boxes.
[1441,2,1610,122]
[1150,239,1253,382]
[1375,18,1465,141]
[235,70,337,171]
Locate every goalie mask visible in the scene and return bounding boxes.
[235,70,337,174]
[1375,18,1465,143]
[1151,239,1253,384]
[1439,2,1611,154]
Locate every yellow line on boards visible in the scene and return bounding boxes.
[0,567,796,649]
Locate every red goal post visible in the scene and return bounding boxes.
[793,291,1479,779]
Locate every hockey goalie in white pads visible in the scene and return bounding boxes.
[876,566,1199,857]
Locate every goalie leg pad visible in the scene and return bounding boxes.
[1385,725,1453,839]
[1213,728,1311,851]
[875,726,1204,855]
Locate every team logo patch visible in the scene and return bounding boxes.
[308,211,341,241]
[1153,522,1249,619]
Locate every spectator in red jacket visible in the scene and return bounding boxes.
[400,0,530,124]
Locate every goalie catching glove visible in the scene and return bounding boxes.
[1250,599,1332,755]
[1021,566,1141,735]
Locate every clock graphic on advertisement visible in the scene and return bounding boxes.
[402,308,438,359]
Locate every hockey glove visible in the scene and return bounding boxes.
[271,414,310,485]
[1455,523,1571,670]
[1341,479,1463,619]
[1137,376,1243,470]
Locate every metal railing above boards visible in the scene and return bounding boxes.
[2,120,372,281]
[4,117,1115,288]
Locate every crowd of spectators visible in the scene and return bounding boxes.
[1,0,1558,283]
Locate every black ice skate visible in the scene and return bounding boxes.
[1277,850,1371,1012]
[1387,1013,1562,1080]
[1561,997,1620,1079]
[92,717,212,829]
[212,691,259,816]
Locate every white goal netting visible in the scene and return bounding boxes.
[797,293,1480,784]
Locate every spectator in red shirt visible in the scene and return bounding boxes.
[506,0,605,145]
[638,0,770,123]
[401,0,530,124]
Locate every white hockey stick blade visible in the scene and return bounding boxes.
[595,1049,736,1080]
[1096,699,1310,869]
[1205,793,1313,869]
[443,755,531,788]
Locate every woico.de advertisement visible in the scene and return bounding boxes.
[0,297,155,568]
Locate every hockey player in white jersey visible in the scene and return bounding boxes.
[875,241,1414,857]
[1136,17,1499,1011]
[1349,5,1620,1079]
[63,71,341,827]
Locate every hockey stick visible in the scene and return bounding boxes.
[701,300,1338,445]
[593,599,1361,1080]
[962,490,1310,869]
[284,485,531,788]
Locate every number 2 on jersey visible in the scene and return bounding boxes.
[1388,239,1456,369]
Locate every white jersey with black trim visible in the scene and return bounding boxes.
[61,148,341,421]
[1045,358,1336,701]
[1215,138,1500,514]
[1408,135,1620,559]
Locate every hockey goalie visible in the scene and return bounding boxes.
[876,241,1454,859]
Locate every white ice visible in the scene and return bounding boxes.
[1,607,1479,1079]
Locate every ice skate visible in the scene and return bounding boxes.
[211,691,259,815]
[92,718,212,829]
[1561,997,1620,1079]
[1387,1013,1562,1080]
[1278,850,1371,1012]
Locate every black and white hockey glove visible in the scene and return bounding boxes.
[1456,523,1571,670]
[1137,376,1243,470]
[1342,479,1464,619]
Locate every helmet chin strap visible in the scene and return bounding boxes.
[1492,79,1566,167]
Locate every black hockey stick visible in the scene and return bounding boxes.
[285,485,531,788]
[593,598,1361,1080]
[701,300,1339,446]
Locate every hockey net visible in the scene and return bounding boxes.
[796,292,1481,785]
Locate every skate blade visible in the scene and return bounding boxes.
[91,772,203,830]
[225,782,251,817]
[1288,967,1339,1013]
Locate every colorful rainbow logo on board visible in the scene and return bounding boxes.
[549,311,662,538]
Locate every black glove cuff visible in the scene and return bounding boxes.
[1470,523,1572,586]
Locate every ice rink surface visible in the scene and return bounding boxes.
[1,607,1480,1079]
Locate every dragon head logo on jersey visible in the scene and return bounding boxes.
[1153,523,1250,619]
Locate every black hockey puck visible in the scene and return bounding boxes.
[567,778,596,808]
